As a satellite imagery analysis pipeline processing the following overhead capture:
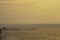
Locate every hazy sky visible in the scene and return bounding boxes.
[0,0,60,24]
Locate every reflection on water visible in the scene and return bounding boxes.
[1,28,60,40]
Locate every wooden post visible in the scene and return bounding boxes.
[0,29,2,40]
[0,29,2,33]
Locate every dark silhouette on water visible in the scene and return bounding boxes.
[0,28,2,40]
[0,29,2,33]
[3,27,6,30]
[0,27,6,40]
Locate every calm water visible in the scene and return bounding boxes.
[0,24,60,40]
[1,28,60,40]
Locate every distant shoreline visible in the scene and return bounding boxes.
[0,24,60,29]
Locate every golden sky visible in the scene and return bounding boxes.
[0,0,60,24]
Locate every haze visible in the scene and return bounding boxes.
[0,0,60,24]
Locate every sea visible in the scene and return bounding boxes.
[0,24,60,40]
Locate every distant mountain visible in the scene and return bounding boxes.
[0,24,60,29]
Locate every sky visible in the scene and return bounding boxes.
[0,0,60,24]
